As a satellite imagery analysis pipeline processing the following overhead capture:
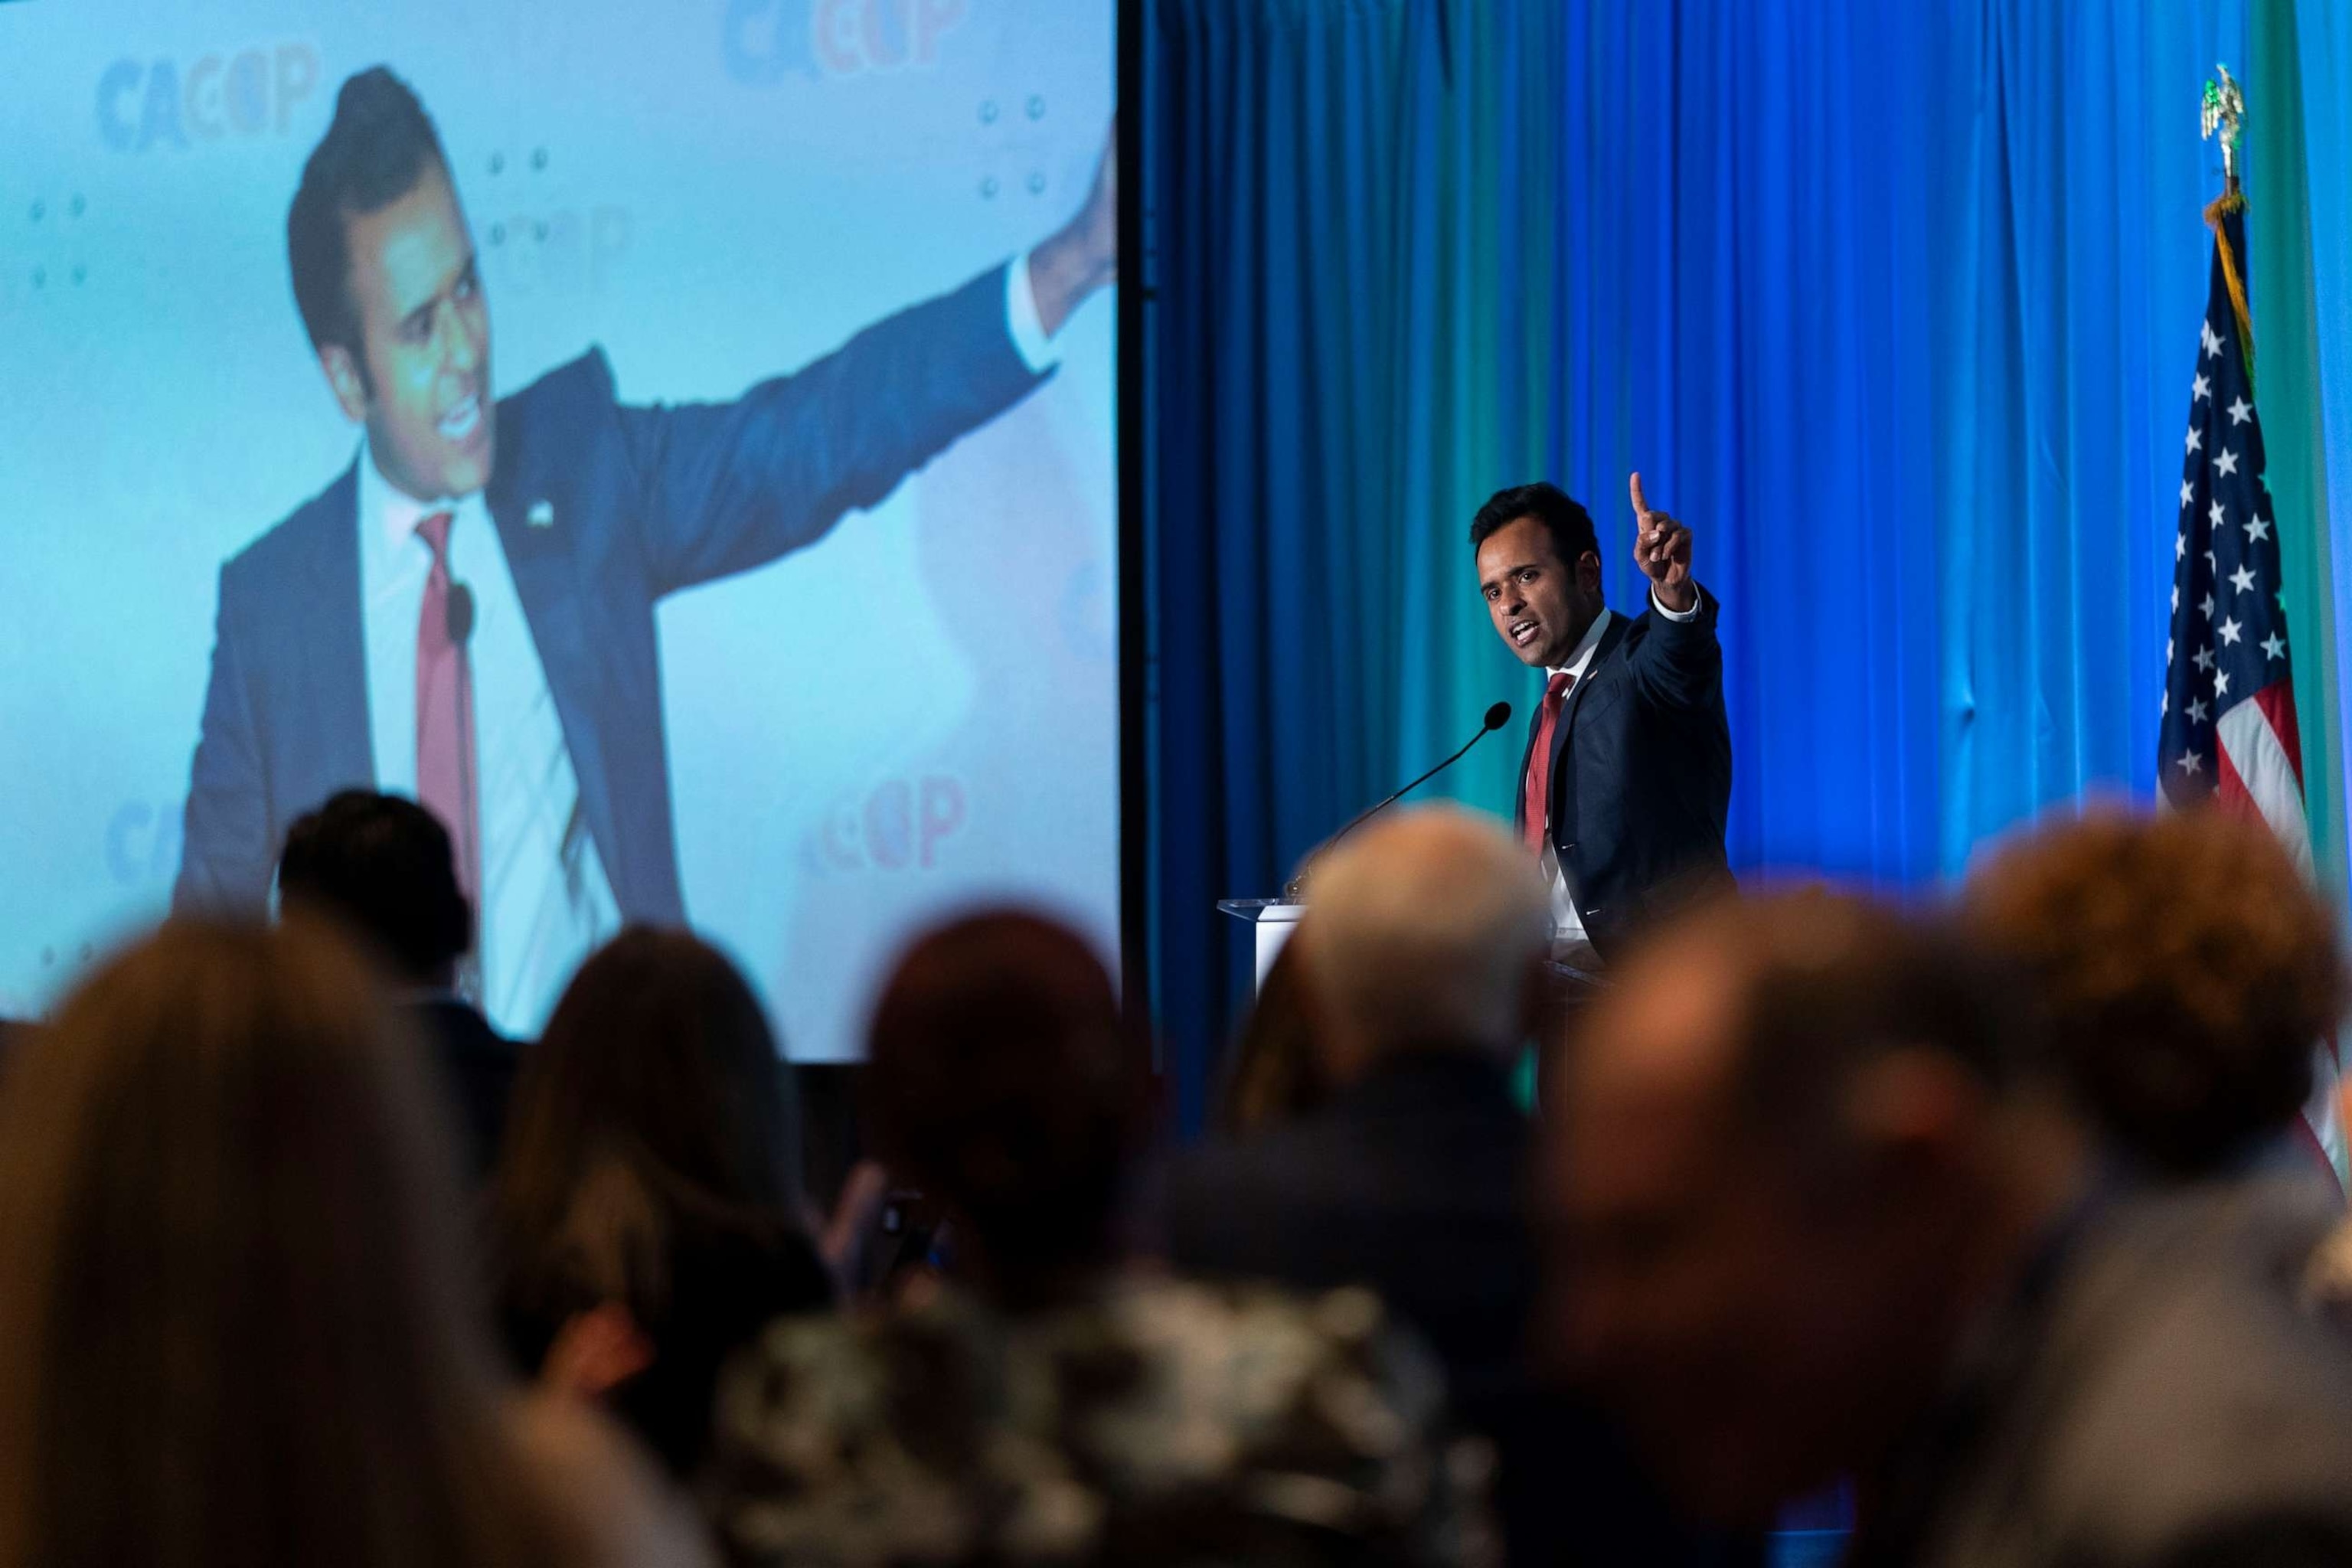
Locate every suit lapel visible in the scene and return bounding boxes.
[304,462,375,782]
[1549,610,1629,779]
[484,466,627,905]
[484,467,585,678]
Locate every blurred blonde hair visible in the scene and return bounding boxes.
[1298,805,1551,1064]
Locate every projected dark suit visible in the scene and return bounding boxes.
[175,263,1043,921]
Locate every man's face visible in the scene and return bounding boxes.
[1477,514,1602,668]
[322,159,495,501]
[1544,953,1910,1526]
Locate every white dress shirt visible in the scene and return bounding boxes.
[1540,588,1703,948]
[355,256,1064,1034]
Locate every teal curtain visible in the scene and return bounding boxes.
[1145,0,2352,1132]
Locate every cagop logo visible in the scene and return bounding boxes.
[97,42,321,152]
[724,0,967,86]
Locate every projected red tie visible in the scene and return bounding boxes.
[1522,671,1574,854]
[415,511,480,904]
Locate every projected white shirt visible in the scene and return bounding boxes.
[354,260,1064,1036]
[1542,588,1701,949]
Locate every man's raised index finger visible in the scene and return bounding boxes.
[1629,470,1651,519]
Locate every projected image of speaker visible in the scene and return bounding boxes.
[0,2,1121,1060]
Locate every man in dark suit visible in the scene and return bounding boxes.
[1553,890,2352,1567]
[277,789,519,1186]
[1472,475,1732,970]
[175,67,1114,1033]
[1163,807,1740,1567]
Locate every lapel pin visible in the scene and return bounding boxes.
[528,499,556,529]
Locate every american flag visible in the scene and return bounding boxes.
[2158,203,2345,1184]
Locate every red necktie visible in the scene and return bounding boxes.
[1522,671,1574,854]
[415,511,481,905]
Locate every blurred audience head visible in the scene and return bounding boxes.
[1295,805,1550,1080]
[1547,890,2071,1527]
[1213,941,1331,1136]
[865,911,1137,1305]
[277,789,470,988]
[0,919,570,1567]
[488,926,823,1476]
[1963,805,2345,1178]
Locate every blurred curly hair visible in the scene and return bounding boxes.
[1962,806,2347,1177]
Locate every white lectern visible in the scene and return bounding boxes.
[1215,898,1305,990]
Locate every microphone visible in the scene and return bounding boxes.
[446,581,476,645]
[1283,701,1514,899]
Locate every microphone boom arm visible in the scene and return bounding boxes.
[1282,705,1512,900]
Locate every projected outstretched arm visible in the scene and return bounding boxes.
[621,126,1120,596]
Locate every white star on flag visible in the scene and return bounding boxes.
[2194,372,2212,401]
[2262,634,2288,661]
[2210,500,2226,530]
[2202,318,2223,358]
[2230,565,2257,595]
[2181,479,2194,506]
[2187,426,2203,454]
[2227,396,2252,425]
[2200,593,2216,619]
[2218,616,2243,645]
[2215,669,2232,697]
[2177,750,2203,775]
[2177,531,2188,560]
[2171,585,2181,611]
[2187,697,2210,724]
[2244,514,2272,542]
[2216,449,2239,477]
[2194,645,2216,672]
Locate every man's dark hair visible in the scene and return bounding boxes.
[1731,893,2034,1132]
[1470,482,1601,573]
[1623,890,2039,1191]
[276,790,470,982]
[1963,808,2345,1177]
[864,912,1141,1303]
[287,67,450,364]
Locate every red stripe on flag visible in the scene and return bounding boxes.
[2254,679,2305,786]
[2214,733,2252,814]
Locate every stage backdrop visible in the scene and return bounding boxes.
[1145,0,2352,1131]
[0,0,1118,1058]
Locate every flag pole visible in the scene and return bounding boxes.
[2202,64,2255,384]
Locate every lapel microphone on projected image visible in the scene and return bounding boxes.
[1282,701,1514,900]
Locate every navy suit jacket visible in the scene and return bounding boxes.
[175,264,1043,922]
[1514,587,1734,959]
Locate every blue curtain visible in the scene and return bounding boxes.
[1144,0,2311,1132]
